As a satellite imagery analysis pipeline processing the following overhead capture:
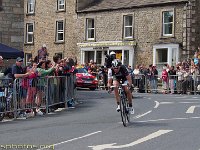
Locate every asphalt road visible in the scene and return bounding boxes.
[0,89,200,150]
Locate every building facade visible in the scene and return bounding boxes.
[0,0,24,51]
[23,0,78,63]
[76,0,200,70]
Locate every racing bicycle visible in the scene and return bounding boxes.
[110,83,131,127]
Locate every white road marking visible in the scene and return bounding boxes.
[135,116,200,123]
[160,102,174,104]
[37,131,102,150]
[89,130,172,150]
[186,105,200,114]
[180,102,200,104]
[133,111,152,119]
[192,97,199,99]
[154,101,159,108]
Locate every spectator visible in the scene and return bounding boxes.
[12,57,30,118]
[36,61,56,115]
[168,66,176,94]
[161,66,169,94]
[133,65,140,89]
[38,44,48,62]
[176,66,184,94]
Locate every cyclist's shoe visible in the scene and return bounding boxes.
[116,105,120,112]
[128,107,134,115]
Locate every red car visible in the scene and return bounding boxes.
[76,68,98,90]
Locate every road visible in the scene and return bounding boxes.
[0,89,200,150]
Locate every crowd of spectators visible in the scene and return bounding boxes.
[0,44,78,118]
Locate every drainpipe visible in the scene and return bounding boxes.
[185,0,192,59]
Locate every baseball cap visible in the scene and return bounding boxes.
[16,57,23,62]
[110,51,116,55]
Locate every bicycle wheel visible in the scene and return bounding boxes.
[120,94,128,127]
[126,101,130,123]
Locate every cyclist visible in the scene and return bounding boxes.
[107,59,134,114]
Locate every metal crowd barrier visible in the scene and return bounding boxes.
[0,74,76,121]
[0,78,14,120]
[132,74,147,93]
[132,74,200,95]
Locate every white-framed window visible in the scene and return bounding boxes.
[57,0,65,11]
[86,18,95,41]
[27,0,35,14]
[123,15,133,39]
[162,11,174,36]
[56,20,64,42]
[26,23,34,44]
[25,53,32,65]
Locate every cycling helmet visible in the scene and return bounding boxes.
[110,51,116,55]
[111,59,122,68]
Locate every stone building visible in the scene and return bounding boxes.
[23,0,78,63]
[0,0,24,51]
[76,0,200,70]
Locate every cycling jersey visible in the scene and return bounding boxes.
[108,65,129,82]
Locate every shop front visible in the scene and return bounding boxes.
[77,41,136,67]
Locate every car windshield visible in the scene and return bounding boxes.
[77,68,88,73]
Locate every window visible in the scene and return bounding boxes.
[96,51,102,65]
[25,53,32,65]
[162,11,174,36]
[26,23,34,44]
[27,0,35,14]
[86,18,95,40]
[123,15,133,39]
[56,20,64,42]
[55,53,63,59]
[57,0,65,11]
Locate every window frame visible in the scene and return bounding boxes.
[55,52,63,59]
[25,23,34,44]
[86,18,95,41]
[162,10,174,37]
[123,15,133,39]
[57,0,65,11]
[27,0,35,14]
[55,20,64,42]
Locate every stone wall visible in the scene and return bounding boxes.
[24,0,78,61]
[77,4,186,66]
[0,0,24,51]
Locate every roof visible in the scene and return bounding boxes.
[0,43,24,59]
[77,0,189,12]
